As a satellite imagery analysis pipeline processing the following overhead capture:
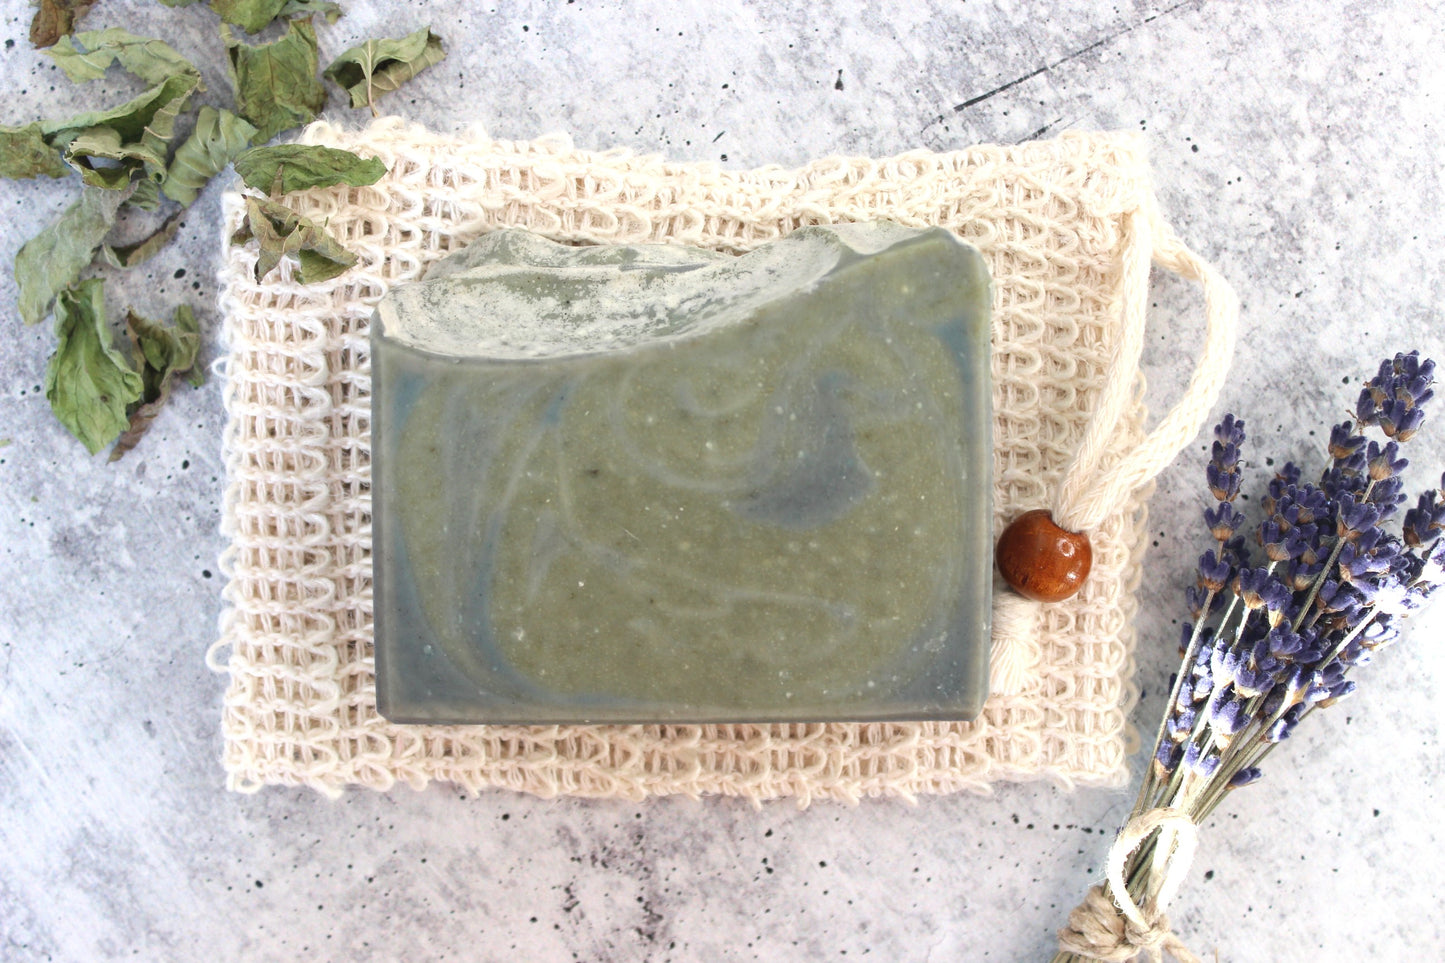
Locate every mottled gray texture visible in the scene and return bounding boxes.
[0,1,1442,961]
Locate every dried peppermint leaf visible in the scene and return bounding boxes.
[101,211,184,269]
[0,123,70,179]
[134,305,200,395]
[16,186,125,325]
[45,71,202,188]
[210,0,291,34]
[47,28,203,87]
[42,72,198,146]
[324,27,444,113]
[127,175,163,212]
[231,195,357,284]
[204,0,345,33]
[224,19,328,144]
[234,145,385,195]
[109,304,201,460]
[29,0,95,49]
[162,106,258,206]
[44,279,144,455]
[61,126,169,190]
[279,0,342,24]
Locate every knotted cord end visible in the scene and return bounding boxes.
[990,586,1043,695]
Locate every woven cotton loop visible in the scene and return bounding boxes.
[1053,212,1240,534]
[1057,808,1202,963]
[1052,208,1155,532]
[991,209,1239,697]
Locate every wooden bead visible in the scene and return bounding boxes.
[995,509,1092,603]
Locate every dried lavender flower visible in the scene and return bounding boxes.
[1328,422,1364,461]
[1358,351,1436,440]
[1204,502,1245,541]
[1163,354,1438,780]
[1367,440,1407,480]
[1196,550,1232,591]
[1055,354,1441,963]
[1402,477,1445,546]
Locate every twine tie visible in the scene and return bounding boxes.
[1056,808,1203,963]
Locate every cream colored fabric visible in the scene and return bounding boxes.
[210,119,1188,802]
[988,204,1238,696]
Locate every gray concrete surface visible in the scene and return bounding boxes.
[2,1,1443,960]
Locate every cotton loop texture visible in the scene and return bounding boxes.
[989,196,1238,695]
[210,119,1228,803]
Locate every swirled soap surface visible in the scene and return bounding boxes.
[371,223,992,724]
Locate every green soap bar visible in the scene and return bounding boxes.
[371,222,993,724]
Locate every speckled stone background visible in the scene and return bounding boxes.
[2,2,1443,961]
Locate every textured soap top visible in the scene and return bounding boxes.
[374,222,965,360]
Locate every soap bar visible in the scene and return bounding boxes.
[371,223,993,724]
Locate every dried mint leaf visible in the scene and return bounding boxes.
[44,279,144,455]
[278,0,342,24]
[210,0,291,34]
[195,0,343,32]
[29,0,95,49]
[44,71,202,188]
[109,304,202,460]
[60,126,169,190]
[16,186,125,325]
[128,176,163,212]
[162,106,258,206]
[233,144,385,195]
[0,123,70,179]
[42,72,199,145]
[230,194,357,284]
[101,211,184,269]
[324,27,444,113]
[47,28,203,87]
[224,19,328,144]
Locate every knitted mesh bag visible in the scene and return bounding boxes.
[208,119,1235,803]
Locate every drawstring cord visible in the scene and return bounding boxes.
[990,206,1239,695]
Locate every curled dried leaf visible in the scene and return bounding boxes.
[224,19,328,144]
[324,27,445,114]
[29,0,95,49]
[101,211,185,269]
[44,280,144,455]
[234,144,386,195]
[47,28,203,87]
[231,195,358,284]
[128,177,163,212]
[210,0,291,34]
[44,71,202,188]
[162,106,259,206]
[109,304,202,460]
[16,186,125,325]
[0,123,70,179]
[61,126,169,190]
[279,0,342,24]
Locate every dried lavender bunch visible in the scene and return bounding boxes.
[1054,352,1442,963]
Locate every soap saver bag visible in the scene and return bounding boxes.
[208,119,1238,803]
